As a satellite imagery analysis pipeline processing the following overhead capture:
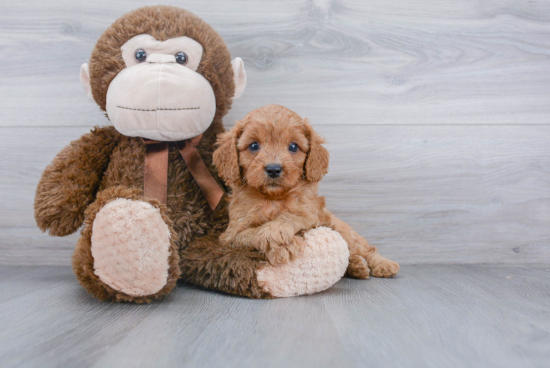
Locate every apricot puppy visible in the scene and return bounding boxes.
[213,104,399,278]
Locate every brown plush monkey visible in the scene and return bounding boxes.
[34,6,254,302]
[34,6,395,303]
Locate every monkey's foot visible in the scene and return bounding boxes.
[73,187,180,303]
[256,227,349,297]
[91,198,173,296]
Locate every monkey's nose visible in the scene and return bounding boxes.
[265,164,282,178]
[147,53,176,63]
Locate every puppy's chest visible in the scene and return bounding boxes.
[250,196,305,224]
[256,201,284,222]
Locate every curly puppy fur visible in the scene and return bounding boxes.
[214,105,400,277]
[34,6,266,301]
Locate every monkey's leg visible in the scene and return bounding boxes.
[179,234,272,299]
[72,186,180,303]
[328,213,400,279]
[180,227,349,298]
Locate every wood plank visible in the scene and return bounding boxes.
[0,126,92,228]
[319,124,550,264]
[0,265,548,367]
[0,228,78,266]
[1,0,550,127]
[0,124,548,265]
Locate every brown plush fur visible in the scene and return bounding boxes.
[179,234,273,299]
[34,6,264,302]
[34,127,120,236]
[214,105,400,277]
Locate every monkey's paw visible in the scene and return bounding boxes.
[256,227,349,297]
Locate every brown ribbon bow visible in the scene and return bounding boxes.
[142,134,224,210]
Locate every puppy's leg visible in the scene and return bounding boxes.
[327,212,399,278]
[220,227,260,248]
[221,215,309,265]
[255,220,307,264]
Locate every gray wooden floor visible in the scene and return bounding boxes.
[0,264,548,368]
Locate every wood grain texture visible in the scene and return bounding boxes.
[1,124,548,265]
[0,0,550,127]
[0,0,549,265]
[0,265,549,368]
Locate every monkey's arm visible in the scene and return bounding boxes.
[34,126,120,236]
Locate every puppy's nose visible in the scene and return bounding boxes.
[265,164,282,178]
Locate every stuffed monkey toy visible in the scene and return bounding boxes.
[34,6,361,302]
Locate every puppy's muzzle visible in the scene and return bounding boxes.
[265,164,282,179]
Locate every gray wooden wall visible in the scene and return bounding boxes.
[1,0,549,265]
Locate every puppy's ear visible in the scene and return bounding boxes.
[303,118,329,182]
[213,124,242,186]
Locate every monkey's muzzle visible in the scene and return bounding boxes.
[105,56,216,141]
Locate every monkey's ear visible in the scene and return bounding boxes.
[213,124,242,187]
[79,63,94,102]
[303,118,329,182]
[231,58,247,100]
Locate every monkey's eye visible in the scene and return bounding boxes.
[248,142,260,152]
[288,142,299,153]
[134,49,147,62]
[174,52,188,65]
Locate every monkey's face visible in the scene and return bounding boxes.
[103,35,215,141]
[79,6,247,142]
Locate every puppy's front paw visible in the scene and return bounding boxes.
[263,236,306,265]
[264,244,292,265]
[288,235,306,258]
[219,232,231,247]
[371,259,400,278]
[256,224,303,265]
[258,222,294,245]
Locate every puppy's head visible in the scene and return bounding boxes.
[213,104,329,197]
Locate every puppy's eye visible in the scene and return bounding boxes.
[134,49,147,62]
[248,142,260,152]
[288,142,299,153]
[174,52,188,65]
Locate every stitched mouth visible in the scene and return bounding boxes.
[116,105,200,112]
